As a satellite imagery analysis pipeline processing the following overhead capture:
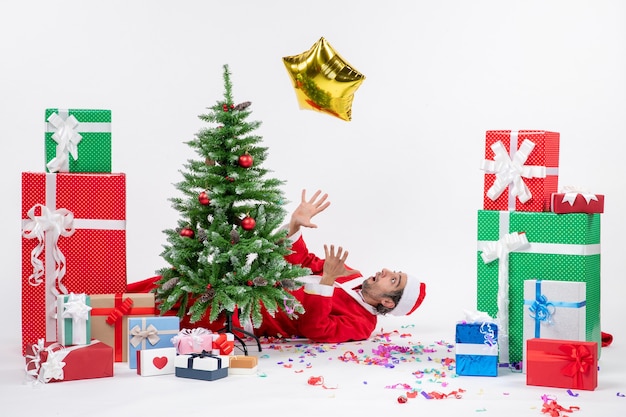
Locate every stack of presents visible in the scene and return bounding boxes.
[21,109,257,384]
[455,130,603,391]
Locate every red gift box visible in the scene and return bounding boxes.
[526,338,597,391]
[551,191,604,214]
[25,339,114,383]
[481,130,560,212]
[21,172,127,354]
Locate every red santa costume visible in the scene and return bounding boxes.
[127,230,426,343]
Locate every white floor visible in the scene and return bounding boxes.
[2,314,623,417]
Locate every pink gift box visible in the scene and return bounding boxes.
[171,328,214,355]
[481,130,560,212]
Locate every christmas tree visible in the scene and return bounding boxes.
[154,64,308,330]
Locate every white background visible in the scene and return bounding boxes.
[1,1,625,415]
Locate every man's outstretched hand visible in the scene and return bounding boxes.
[320,244,360,286]
[288,189,331,236]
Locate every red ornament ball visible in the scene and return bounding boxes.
[238,154,253,168]
[198,191,210,205]
[241,216,256,230]
[397,395,407,404]
[180,227,194,238]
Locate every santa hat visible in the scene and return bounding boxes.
[390,274,425,316]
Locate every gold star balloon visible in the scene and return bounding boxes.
[283,37,365,121]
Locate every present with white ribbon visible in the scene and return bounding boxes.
[24,339,113,384]
[171,327,214,355]
[522,280,586,373]
[57,293,92,345]
[127,316,180,369]
[480,130,559,212]
[45,108,112,173]
[455,311,499,377]
[20,172,126,355]
[477,209,601,365]
[551,186,604,214]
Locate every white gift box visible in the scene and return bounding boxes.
[136,347,176,376]
[522,279,586,372]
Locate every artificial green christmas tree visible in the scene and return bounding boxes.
[154,64,308,336]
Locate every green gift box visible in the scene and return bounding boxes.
[45,108,112,173]
[476,210,600,364]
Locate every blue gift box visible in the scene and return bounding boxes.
[455,322,499,377]
[127,316,180,369]
[175,352,229,381]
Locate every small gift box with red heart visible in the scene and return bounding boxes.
[127,316,180,369]
[137,347,176,376]
[175,351,229,381]
[212,332,235,355]
[171,328,214,355]
[526,338,598,390]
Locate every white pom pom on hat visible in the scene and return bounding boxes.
[389,274,425,316]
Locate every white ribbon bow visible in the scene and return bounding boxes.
[61,293,91,344]
[130,324,160,347]
[463,310,495,324]
[481,139,546,204]
[25,339,66,384]
[21,204,75,294]
[46,112,82,173]
[480,231,530,364]
[560,185,598,206]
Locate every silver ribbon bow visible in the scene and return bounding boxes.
[25,339,66,384]
[130,324,160,347]
[21,204,75,293]
[480,231,530,364]
[481,138,546,204]
[560,185,598,206]
[46,111,82,173]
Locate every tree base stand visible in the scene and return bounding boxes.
[217,310,262,355]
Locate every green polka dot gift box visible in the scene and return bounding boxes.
[45,108,112,173]
[476,210,601,365]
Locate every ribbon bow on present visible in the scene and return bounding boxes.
[21,204,75,293]
[480,231,530,364]
[105,297,134,326]
[560,185,598,206]
[60,293,92,344]
[129,324,160,347]
[46,111,82,173]
[171,328,213,353]
[25,339,67,384]
[61,293,91,323]
[529,294,556,325]
[481,139,547,204]
[559,344,594,386]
